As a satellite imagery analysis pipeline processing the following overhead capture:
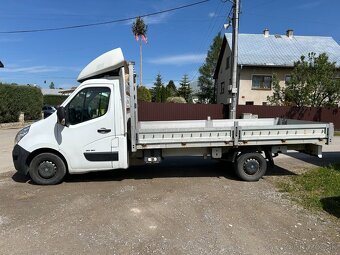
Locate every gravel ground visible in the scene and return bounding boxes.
[0,128,18,174]
[0,128,339,254]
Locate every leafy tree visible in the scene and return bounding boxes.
[132,16,147,39]
[151,74,164,102]
[137,86,152,102]
[198,32,222,103]
[178,74,192,103]
[161,86,168,102]
[159,80,178,102]
[166,80,177,97]
[287,52,340,107]
[49,82,55,89]
[268,53,340,107]
[132,16,148,86]
[267,74,285,106]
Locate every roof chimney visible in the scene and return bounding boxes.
[286,29,294,38]
[263,28,269,38]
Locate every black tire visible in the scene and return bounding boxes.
[29,153,66,185]
[234,152,267,181]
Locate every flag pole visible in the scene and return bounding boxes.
[140,38,143,87]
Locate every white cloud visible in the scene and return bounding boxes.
[297,1,322,9]
[144,13,170,25]
[2,65,61,73]
[125,12,170,26]
[2,65,81,74]
[209,12,217,18]
[0,37,22,43]
[148,53,206,65]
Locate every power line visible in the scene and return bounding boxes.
[189,1,232,82]
[0,0,210,34]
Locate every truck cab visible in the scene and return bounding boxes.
[13,48,131,184]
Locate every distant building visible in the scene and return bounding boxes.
[59,87,77,96]
[41,88,64,96]
[214,30,340,105]
[189,80,199,103]
[41,87,76,96]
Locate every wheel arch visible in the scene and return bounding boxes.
[26,148,69,173]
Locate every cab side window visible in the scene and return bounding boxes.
[67,87,111,125]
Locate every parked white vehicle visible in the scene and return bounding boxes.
[12,48,334,185]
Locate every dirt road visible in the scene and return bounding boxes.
[0,128,18,174]
[0,128,339,254]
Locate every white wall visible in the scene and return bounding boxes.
[215,42,293,105]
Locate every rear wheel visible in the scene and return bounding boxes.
[234,152,267,181]
[29,153,66,185]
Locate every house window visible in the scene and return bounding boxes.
[220,82,225,94]
[246,101,254,105]
[226,56,230,70]
[252,75,272,90]
[285,75,292,84]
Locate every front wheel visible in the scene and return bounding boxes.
[29,153,66,185]
[234,152,267,181]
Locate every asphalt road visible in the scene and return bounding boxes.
[0,128,339,254]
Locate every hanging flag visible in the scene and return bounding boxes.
[141,35,148,44]
[135,34,139,41]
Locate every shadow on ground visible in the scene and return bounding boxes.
[320,196,340,218]
[284,151,340,167]
[11,171,30,183]
[10,156,296,184]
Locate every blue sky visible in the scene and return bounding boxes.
[1,0,339,89]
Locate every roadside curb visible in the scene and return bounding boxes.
[0,121,35,130]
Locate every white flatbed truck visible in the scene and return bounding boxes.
[12,48,334,185]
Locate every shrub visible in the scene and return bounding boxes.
[166,96,186,103]
[137,86,152,102]
[43,94,68,107]
[0,83,43,123]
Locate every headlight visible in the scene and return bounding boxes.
[14,125,30,144]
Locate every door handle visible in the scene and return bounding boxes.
[97,128,111,134]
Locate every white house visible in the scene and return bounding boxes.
[214,30,340,105]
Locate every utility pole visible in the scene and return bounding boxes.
[229,0,240,119]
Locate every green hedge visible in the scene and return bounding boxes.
[43,94,68,107]
[0,83,43,123]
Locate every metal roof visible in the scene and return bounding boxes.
[225,33,340,67]
[41,88,63,95]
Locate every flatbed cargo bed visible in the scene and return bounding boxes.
[136,118,333,150]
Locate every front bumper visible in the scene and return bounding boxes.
[12,144,30,175]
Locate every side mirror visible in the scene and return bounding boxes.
[57,106,67,126]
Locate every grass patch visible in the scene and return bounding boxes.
[334,131,340,136]
[277,164,340,218]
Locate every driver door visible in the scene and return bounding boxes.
[58,85,116,172]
